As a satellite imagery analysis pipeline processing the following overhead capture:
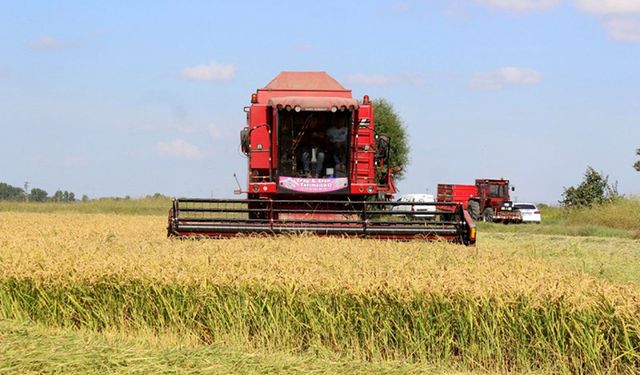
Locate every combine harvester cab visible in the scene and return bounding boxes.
[168,72,476,245]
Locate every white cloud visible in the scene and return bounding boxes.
[476,0,560,12]
[154,139,204,159]
[345,73,425,87]
[181,61,237,81]
[28,33,102,51]
[469,67,543,90]
[575,0,640,15]
[573,1,640,44]
[604,18,640,42]
[29,36,70,50]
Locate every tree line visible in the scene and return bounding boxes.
[0,182,86,202]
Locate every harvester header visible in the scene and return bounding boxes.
[168,72,476,245]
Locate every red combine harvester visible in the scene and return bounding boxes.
[168,72,476,244]
[437,179,522,224]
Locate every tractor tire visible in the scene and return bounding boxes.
[467,200,480,221]
[483,208,494,222]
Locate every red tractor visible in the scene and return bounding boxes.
[437,179,522,224]
[168,72,476,244]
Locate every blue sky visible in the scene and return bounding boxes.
[1,0,639,203]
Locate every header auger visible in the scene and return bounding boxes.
[168,72,476,245]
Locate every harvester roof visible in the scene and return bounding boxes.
[263,72,348,91]
[256,72,353,103]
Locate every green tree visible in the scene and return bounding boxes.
[29,188,48,202]
[52,190,76,202]
[0,182,25,201]
[634,148,639,171]
[561,167,618,208]
[81,194,89,202]
[52,190,64,202]
[150,193,169,199]
[372,98,410,179]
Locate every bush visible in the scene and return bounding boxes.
[561,167,618,208]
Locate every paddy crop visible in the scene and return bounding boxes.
[1,212,639,373]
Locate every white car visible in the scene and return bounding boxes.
[392,194,436,219]
[513,202,541,223]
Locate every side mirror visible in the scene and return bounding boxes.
[240,128,250,155]
[511,186,515,192]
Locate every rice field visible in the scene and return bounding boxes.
[1,207,639,374]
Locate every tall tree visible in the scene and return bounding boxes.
[634,148,640,172]
[52,190,64,202]
[29,188,48,202]
[0,182,25,201]
[372,98,410,180]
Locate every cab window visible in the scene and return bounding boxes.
[489,185,500,197]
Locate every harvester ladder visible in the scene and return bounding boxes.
[352,120,375,184]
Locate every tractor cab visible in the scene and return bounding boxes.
[475,179,513,208]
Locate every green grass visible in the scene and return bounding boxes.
[0,196,171,216]
[482,233,640,287]
[478,198,640,239]
[563,198,640,231]
[478,221,633,238]
[1,278,638,374]
[2,320,489,375]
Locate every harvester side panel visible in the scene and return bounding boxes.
[249,105,271,170]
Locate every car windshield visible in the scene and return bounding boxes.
[515,204,536,210]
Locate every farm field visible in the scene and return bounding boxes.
[1,200,639,374]
[6,2,640,374]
